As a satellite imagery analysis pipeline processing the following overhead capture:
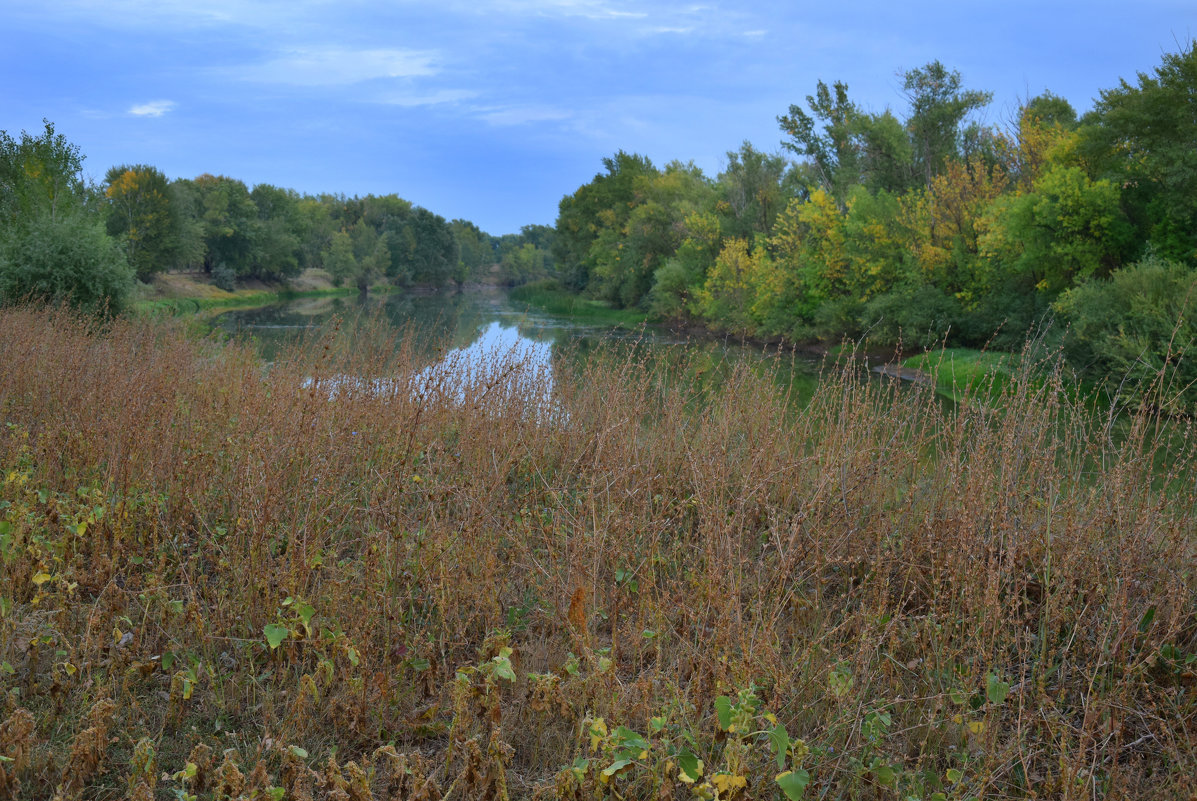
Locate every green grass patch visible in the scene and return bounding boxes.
[508,279,652,328]
[902,347,1018,402]
[133,285,392,318]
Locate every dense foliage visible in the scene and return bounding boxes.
[0,121,134,313]
[550,47,1197,411]
[1,123,551,310]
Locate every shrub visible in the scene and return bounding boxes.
[858,283,963,348]
[211,261,237,292]
[1056,254,1197,414]
[0,212,133,314]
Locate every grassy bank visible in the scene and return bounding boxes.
[134,286,366,317]
[509,279,652,329]
[132,269,400,318]
[900,348,1018,402]
[0,306,1194,799]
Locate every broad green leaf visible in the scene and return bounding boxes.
[677,749,703,782]
[491,655,516,682]
[986,672,1010,705]
[776,768,810,800]
[288,745,309,759]
[946,768,963,783]
[264,623,289,649]
[601,758,633,777]
[871,761,896,786]
[768,723,791,770]
[714,695,732,730]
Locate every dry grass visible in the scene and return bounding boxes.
[0,304,1194,800]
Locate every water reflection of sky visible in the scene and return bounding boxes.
[214,288,824,404]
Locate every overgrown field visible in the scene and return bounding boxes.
[0,306,1194,800]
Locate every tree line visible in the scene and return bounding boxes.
[549,45,1197,413]
[0,128,555,312]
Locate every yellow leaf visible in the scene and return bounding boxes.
[32,572,51,586]
[589,718,607,752]
[967,721,985,735]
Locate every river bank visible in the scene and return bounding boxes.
[507,279,1020,401]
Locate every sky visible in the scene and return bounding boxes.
[2,1,1194,235]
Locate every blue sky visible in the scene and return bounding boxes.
[2,1,1193,234]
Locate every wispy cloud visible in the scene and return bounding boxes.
[237,48,439,86]
[128,100,177,117]
[377,89,478,107]
[472,104,574,126]
[496,0,648,20]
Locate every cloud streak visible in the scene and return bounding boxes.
[237,47,440,86]
[128,100,177,117]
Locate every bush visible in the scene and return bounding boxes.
[211,261,236,292]
[1056,254,1197,414]
[858,284,963,348]
[0,213,133,314]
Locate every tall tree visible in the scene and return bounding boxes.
[1080,41,1197,260]
[103,164,177,280]
[902,61,993,188]
[0,120,87,226]
[718,141,793,239]
[778,81,864,203]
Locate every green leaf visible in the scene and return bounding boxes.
[601,758,633,777]
[491,655,516,682]
[264,623,289,650]
[409,657,430,671]
[288,745,309,759]
[870,761,897,786]
[1138,605,1156,633]
[946,768,963,783]
[986,672,1010,705]
[775,768,810,800]
[768,723,791,770]
[714,695,732,730]
[613,726,648,748]
[677,749,703,782]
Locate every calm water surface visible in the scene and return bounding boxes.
[211,287,825,400]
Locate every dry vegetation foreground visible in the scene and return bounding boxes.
[0,307,1194,800]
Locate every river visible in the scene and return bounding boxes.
[209,287,826,401]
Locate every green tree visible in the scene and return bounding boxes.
[185,174,260,279]
[902,61,993,189]
[778,80,864,203]
[450,218,495,285]
[1079,41,1197,260]
[1056,254,1197,415]
[103,164,178,280]
[0,121,133,313]
[718,141,793,240]
[322,230,358,287]
[0,120,86,226]
[249,184,304,280]
[978,164,1132,295]
[554,151,658,291]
